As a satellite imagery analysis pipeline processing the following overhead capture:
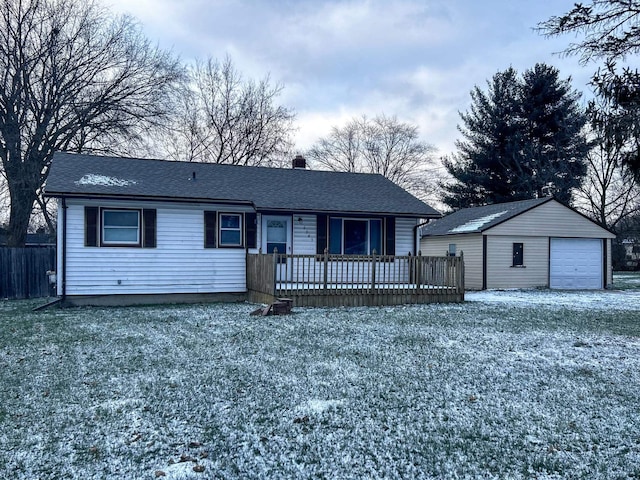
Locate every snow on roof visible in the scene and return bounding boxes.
[449,210,508,233]
[75,174,137,187]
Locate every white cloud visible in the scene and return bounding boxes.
[105,0,596,160]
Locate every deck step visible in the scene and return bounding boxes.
[250,298,293,316]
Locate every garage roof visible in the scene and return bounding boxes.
[421,198,552,236]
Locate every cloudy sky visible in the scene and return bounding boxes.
[108,0,594,159]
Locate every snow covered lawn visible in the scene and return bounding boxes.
[1,289,639,479]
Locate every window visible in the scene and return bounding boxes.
[328,218,382,255]
[512,242,524,266]
[219,213,242,247]
[266,219,287,254]
[102,209,140,245]
[448,244,456,257]
[85,207,156,248]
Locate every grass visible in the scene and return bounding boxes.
[612,271,640,290]
[1,289,639,479]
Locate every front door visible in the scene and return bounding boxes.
[262,215,292,280]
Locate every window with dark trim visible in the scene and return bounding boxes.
[512,242,524,266]
[448,243,456,257]
[219,213,243,247]
[316,215,394,256]
[84,207,156,248]
[102,209,140,245]
[328,217,383,255]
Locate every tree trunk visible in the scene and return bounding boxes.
[6,176,37,247]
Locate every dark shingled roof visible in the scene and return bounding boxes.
[45,152,440,217]
[420,197,552,236]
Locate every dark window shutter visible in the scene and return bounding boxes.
[143,209,157,248]
[85,206,98,247]
[245,212,257,249]
[385,217,395,256]
[316,214,327,254]
[204,211,216,248]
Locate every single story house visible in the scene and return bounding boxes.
[44,152,451,306]
[419,197,616,290]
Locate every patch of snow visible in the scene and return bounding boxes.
[304,399,344,414]
[75,174,137,187]
[466,289,640,310]
[449,210,508,233]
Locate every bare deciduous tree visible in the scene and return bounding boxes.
[538,1,640,65]
[576,98,640,229]
[0,0,183,246]
[538,1,640,180]
[306,114,436,198]
[163,57,295,166]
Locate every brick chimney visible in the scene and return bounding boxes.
[292,154,306,169]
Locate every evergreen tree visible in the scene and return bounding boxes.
[442,64,588,209]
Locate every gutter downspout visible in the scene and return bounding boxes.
[61,197,67,303]
[413,219,434,254]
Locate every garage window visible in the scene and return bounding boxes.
[512,242,524,267]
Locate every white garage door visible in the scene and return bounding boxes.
[550,238,603,289]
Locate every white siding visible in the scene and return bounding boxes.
[486,236,549,289]
[396,218,418,256]
[292,214,316,255]
[64,200,250,296]
[421,234,483,290]
[487,200,616,239]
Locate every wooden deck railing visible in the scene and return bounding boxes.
[246,250,465,306]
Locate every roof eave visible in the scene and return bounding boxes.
[256,205,441,218]
[44,191,255,207]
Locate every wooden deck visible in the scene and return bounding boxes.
[247,251,464,307]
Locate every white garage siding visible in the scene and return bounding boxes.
[60,200,250,296]
[487,201,614,289]
[550,238,603,289]
[486,200,614,238]
[420,234,483,290]
[485,236,549,289]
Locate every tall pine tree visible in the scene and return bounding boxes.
[442,64,588,209]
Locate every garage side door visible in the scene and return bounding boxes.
[550,238,603,289]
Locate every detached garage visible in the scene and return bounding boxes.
[420,197,616,290]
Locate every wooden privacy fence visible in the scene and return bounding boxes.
[247,250,464,307]
[0,247,56,300]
